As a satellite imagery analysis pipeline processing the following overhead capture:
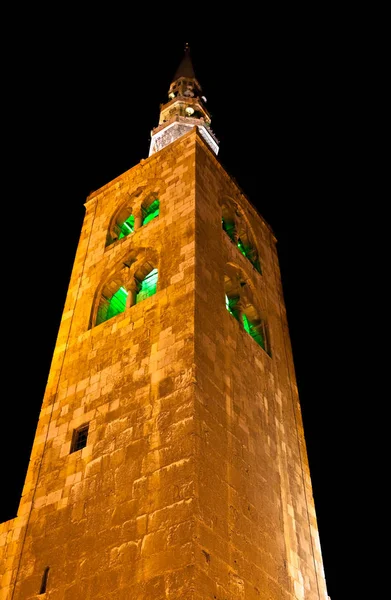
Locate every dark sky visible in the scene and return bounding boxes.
[1,19,351,599]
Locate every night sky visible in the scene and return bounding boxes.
[1,20,350,599]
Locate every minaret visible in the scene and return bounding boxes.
[0,48,328,600]
[149,43,219,157]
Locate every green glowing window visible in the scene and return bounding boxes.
[142,199,160,226]
[136,269,158,304]
[237,238,261,273]
[242,313,266,350]
[237,239,247,257]
[96,286,128,325]
[222,218,235,241]
[118,215,135,239]
[225,295,240,321]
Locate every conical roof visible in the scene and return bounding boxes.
[173,44,196,81]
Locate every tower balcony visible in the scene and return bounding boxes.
[149,115,219,157]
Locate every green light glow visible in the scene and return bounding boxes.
[237,238,261,273]
[237,239,247,257]
[242,313,251,334]
[242,314,265,349]
[118,215,135,239]
[96,286,128,325]
[225,295,240,321]
[136,268,158,303]
[142,200,160,226]
[222,218,235,241]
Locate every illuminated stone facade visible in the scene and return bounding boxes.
[0,127,329,599]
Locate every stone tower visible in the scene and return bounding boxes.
[0,47,329,600]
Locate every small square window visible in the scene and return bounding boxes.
[70,424,89,454]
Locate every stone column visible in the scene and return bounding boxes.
[125,280,138,308]
[133,208,143,230]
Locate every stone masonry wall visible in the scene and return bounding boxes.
[192,137,328,600]
[1,129,328,600]
[1,132,199,600]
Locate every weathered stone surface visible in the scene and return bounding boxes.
[1,130,328,599]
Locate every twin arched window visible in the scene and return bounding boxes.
[96,192,161,326]
[106,196,160,247]
[95,264,158,327]
[225,271,271,356]
[222,202,261,273]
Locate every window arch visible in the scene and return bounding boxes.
[96,278,128,326]
[94,259,159,327]
[221,202,237,242]
[106,189,160,248]
[224,270,244,323]
[142,197,160,226]
[224,267,271,356]
[106,196,137,247]
[236,226,261,273]
[134,264,158,303]
[118,214,135,239]
[221,199,262,273]
[241,304,271,355]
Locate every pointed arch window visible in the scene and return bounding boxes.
[142,199,160,226]
[242,308,271,355]
[96,286,128,326]
[225,294,240,321]
[237,237,261,273]
[107,205,136,247]
[224,271,271,356]
[118,215,135,239]
[222,218,236,242]
[221,202,261,274]
[242,313,266,351]
[136,268,158,303]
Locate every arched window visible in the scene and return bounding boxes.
[241,311,270,354]
[237,232,261,273]
[224,269,271,356]
[136,268,158,303]
[222,218,236,241]
[221,202,262,273]
[221,202,237,242]
[106,204,136,247]
[241,303,271,355]
[225,294,240,321]
[96,282,128,326]
[142,199,160,226]
[118,214,135,239]
[224,271,244,322]
[106,188,160,247]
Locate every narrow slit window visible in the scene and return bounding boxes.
[142,199,160,226]
[70,424,89,454]
[39,567,50,594]
[136,269,158,304]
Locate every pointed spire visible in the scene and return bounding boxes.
[148,44,219,157]
[173,43,196,81]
